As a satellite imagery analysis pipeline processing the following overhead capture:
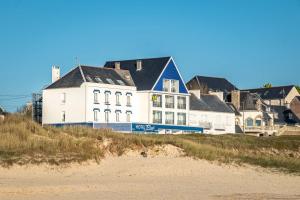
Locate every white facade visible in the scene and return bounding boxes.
[189,110,235,134]
[135,91,190,126]
[43,82,136,125]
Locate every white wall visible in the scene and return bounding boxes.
[42,86,86,124]
[189,110,235,134]
[42,82,137,125]
[84,82,137,123]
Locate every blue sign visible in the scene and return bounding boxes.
[132,123,203,133]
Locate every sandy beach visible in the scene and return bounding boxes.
[0,145,299,200]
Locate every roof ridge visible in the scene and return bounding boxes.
[196,75,228,80]
[243,85,295,91]
[105,56,171,63]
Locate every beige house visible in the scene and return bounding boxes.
[242,85,299,106]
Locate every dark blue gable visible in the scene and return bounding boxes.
[153,59,188,94]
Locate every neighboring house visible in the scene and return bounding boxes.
[188,92,235,134]
[270,105,300,125]
[230,90,274,133]
[43,57,203,133]
[186,75,238,101]
[290,96,300,120]
[242,85,300,106]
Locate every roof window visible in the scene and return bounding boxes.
[106,78,115,84]
[95,77,103,83]
[116,80,125,85]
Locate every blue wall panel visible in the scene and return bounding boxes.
[153,59,188,94]
[132,123,203,133]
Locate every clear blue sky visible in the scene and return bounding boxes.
[0,0,300,112]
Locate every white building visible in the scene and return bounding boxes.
[43,57,203,133]
[188,90,235,134]
[43,65,137,131]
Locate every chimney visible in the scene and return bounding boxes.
[189,90,201,99]
[136,60,142,71]
[52,66,60,83]
[115,62,120,70]
[231,90,240,110]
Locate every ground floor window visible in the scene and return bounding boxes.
[94,109,99,121]
[255,119,262,126]
[126,111,131,122]
[115,111,120,122]
[246,118,253,127]
[105,110,110,122]
[61,111,66,122]
[165,112,174,124]
[177,113,186,125]
[153,110,162,124]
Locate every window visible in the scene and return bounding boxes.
[115,111,120,122]
[246,118,254,127]
[116,80,125,85]
[171,80,179,93]
[106,78,115,84]
[61,93,66,103]
[163,79,179,93]
[94,91,100,104]
[61,111,66,122]
[153,111,162,124]
[95,77,103,83]
[127,95,131,106]
[165,95,174,108]
[105,110,110,122]
[177,96,186,109]
[165,112,174,124]
[105,91,110,104]
[177,113,186,125]
[86,75,93,82]
[255,119,262,126]
[126,111,131,122]
[94,109,99,121]
[163,79,170,92]
[152,94,162,107]
[116,92,121,106]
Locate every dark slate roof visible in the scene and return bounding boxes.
[226,103,241,116]
[46,67,84,89]
[81,66,135,86]
[186,76,238,93]
[270,105,300,124]
[46,66,134,89]
[190,94,233,113]
[242,85,295,100]
[104,57,171,91]
[239,91,258,110]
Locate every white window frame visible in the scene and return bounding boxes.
[94,91,100,104]
[126,111,131,122]
[94,109,99,121]
[61,111,66,122]
[153,110,162,124]
[165,112,174,125]
[115,110,121,122]
[105,110,110,123]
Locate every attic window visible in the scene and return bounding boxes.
[95,77,103,83]
[116,80,125,85]
[86,75,93,82]
[106,78,115,84]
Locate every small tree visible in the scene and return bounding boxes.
[263,83,272,88]
[296,85,300,94]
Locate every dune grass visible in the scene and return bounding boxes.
[0,114,300,174]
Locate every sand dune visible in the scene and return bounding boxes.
[0,145,300,200]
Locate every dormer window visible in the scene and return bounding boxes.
[163,79,179,93]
